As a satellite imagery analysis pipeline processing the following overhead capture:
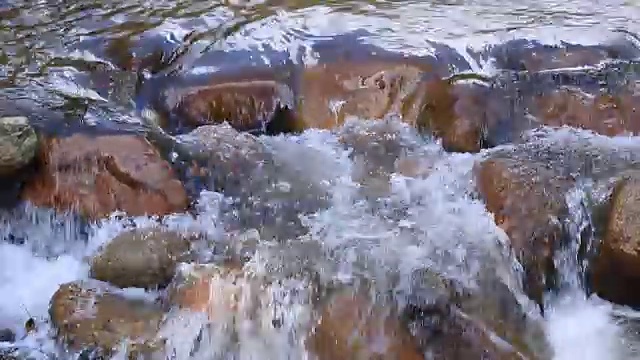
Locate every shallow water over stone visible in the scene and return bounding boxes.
[2,1,640,360]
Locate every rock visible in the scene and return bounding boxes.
[405,304,530,360]
[0,328,14,342]
[488,40,617,72]
[170,69,299,134]
[163,262,317,358]
[416,78,490,153]
[49,280,165,357]
[300,59,432,129]
[0,116,38,175]
[164,262,250,320]
[591,172,640,307]
[171,123,330,239]
[90,228,201,289]
[474,156,574,309]
[531,87,640,136]
[307,291,424,360]
[22,133,188,220]
[407,268,550,360]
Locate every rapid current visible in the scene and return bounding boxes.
[1,0,640,359]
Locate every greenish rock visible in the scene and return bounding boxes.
[0,116,38,175]
[90,229,201,289]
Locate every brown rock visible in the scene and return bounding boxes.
[532,87,640,136]
[165,262,249,320]
[474,156,573,309]
[173,75,299,132]
[49,280,165,357]
[300,60,431,129]
[90,228,201,289]
[22,133,188,220]
[592,172,640,307]
[307,292,424,360]
[417,79,485,152]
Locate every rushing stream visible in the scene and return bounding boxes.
[2,0,640,359]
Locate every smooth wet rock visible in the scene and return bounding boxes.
[307,292,424,360]
[171,70,298,133]
[0,116,38,175]
[49,280,165,357]
[0,328,14,342]
[488,40,617,72]
[407,268,550,360]
[90,228,201,289]
[475,156,574,309]
[591,171,640,307]
[22,133,188,220]
[300,59,432,129]
[531,87,640,137]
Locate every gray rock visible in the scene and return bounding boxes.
[0,116,38,175]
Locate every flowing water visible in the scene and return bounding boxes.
[1,0,640,359]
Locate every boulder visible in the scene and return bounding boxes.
[531,87,640,136]
[299,59,432,129]
[591,171,640,307]
[89,228,202,289]
[49,280,165,357]
[22,133,188,220]
[0,116,38,176]
[0,328,14,342]
[474,156,574,309]
[307,291,424,360]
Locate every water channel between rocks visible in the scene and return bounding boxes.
[2,1,640,359]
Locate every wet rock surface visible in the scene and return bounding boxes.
[49,280,165,357]
[90,228,203,289]
[592,171,640,307]
[22,132,189,221]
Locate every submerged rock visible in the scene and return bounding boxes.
[591,171,640,307]
[0,328,14,343]
[22,133,188,220]
[49,280,165,357]
[90,228,202,289]
[0,116,38,176]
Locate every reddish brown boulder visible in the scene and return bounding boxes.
[307,292,424,360]
[474,156,574,309]
[22,133,188,220]
[591,171,640,307]
[49,280,165,357]
[300,60,432,129]
[532,87,640,136]
[417,79,493,153]
[173,74,298,132]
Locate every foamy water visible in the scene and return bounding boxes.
[0,119,638,359]
[2,0,640,358]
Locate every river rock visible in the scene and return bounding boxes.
[487,40,620,72]
[0,328,14,342]
[591,171,640,307]
[307,291,424,360]
[170,68,299,134]
[22,133,188,220]
[49,280,165,357]
[171,123,330,239]
[531,87,640,136]
[300,59,432,129]
[90,228,202,289]
[474,155,574,310]
[0,116,38,176]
